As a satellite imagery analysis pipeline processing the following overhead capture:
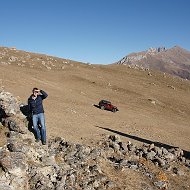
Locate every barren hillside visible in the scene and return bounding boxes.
[0,46,189,152]
[0,46,190,189]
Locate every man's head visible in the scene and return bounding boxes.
[32,87,40,97]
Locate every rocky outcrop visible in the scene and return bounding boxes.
[117,46,190,80]
[118,46,167,65]
[0,91,189,190]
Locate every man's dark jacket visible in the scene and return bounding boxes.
[28,90,48,115]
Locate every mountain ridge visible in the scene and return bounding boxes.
[117,46,190,80]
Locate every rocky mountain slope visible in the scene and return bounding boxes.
[0,91,189,190]
[0,46,190,189]
[117,46,190,80]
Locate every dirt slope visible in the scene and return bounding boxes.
[0,47,190,153]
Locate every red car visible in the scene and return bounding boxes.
[98,100,118,112]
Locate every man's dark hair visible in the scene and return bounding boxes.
[32,87,38,93]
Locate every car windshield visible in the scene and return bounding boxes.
[103,100,111,104]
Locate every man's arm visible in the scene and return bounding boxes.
[39,90,48,99]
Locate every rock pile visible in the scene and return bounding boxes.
[0,91,189,190]
[99,135,190,168]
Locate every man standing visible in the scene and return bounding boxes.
[28,88,48,145]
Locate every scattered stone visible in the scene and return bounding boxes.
[106,181,115,188]
[167,85,175,90]
[148,143,155,151]
[173,167,185,176]
[174,148,184,157]
[153,157,166,166]
[128,143,136,152]
[148,98,156,105]
[120,142,128,152]
[164,152,175,161]
[154,146,163,156]
[146,151,156,160]
[0,91,189,190]
[129,164,139,170]
[162,148,169,155]
[154,180,168,189]
[109,135,121,143]
[9,56,18,62]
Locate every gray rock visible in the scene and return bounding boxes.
[109,135,121,143]
[129,164,138,170]
[154,147,162,156]
[173,167,185,176]
[148,143,155,151]
[168,148,175,153]
[0,150,27,174]
[120,142,128,152]
[164,152,175,161]
[0,150,28,190]
[146,151,156,160]
[154,181,168,189]
[106,181,115,188]
[0,184,14,190]
[2,117,28,134]
[0,91,20,116]
[180,157,186,164]
[113,142,120,152]
[153,157,166,166]
[128,144,136,152]
[120,159,128,166]
[162,148,169,155]
[137,150,144,158]
[9,56,18,62]
[142,147,148,154]
[41,155,56,166]
[93,180,101,188]
[174,148,184,157]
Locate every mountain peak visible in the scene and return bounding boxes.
[117,46,190,80]
[147,46,167,53]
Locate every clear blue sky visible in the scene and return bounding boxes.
[0,0,190,64]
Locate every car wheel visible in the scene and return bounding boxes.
[100,105,105,110]
[112,108,117,113]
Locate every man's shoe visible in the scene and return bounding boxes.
[35,139,40,143]
[42,141,46,145]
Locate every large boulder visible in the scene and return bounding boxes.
[0,91,20,117]
[0,91,28,134]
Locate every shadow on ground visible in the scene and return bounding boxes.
[20,105,38,139]
[93,104,100,109]
[0,108,6,122]
[95,125,190,160]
